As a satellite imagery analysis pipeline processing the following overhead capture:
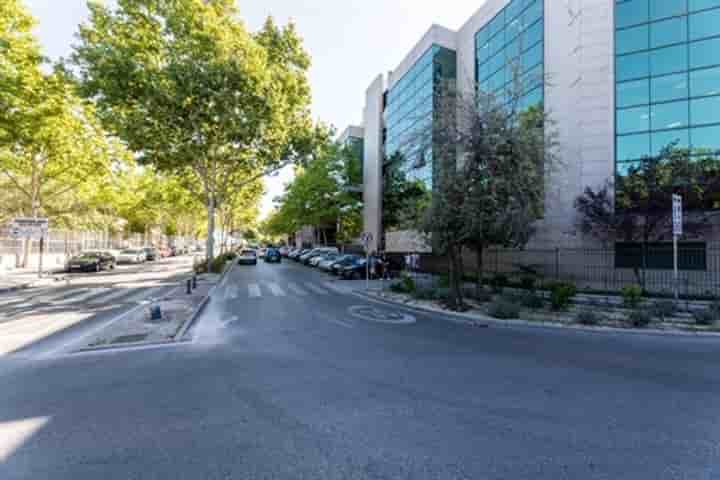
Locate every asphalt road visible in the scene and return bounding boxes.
[0,258,719,479]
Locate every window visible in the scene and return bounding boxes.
[651,73,688,102]
[691,96,720,125]
[617,106,650,133]
[650,0,688,21]
[690,66,720,96]
[650,17,687,48]
[689,8,720,40]
[652,128,689,155]
[617,133,651,161]
[690,36,720,69]
[617,79,650,107]
[692,124,720,151]
[616,0,649,29]
[618,25,649,54]
[651,100,689,130]
[690,0,720,11]
[617,51,649,81]
[650,44,688,76]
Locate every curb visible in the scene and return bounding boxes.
[354,291,720,339]
[0,283,31,294]
[175,295,211,340]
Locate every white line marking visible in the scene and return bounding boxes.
[56,288,110,305]
[266,282,286,297]
[323,282,348,294]
[305,283,329,295]
[329,318,354,329]
[88,288,134,305]
[124,287,165,304]
[248,284,262,298]
[287,283,308,296]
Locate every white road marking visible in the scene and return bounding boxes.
[305,283,329,295]
[248,284,262,298]
[56,288,110,305]
[266,282,286,297]
[223,285,239,300]
[88,288,135,305]
[124,287,165,304]
[287,283,308,296]
[329,318,355,329]
[323,282,348,294]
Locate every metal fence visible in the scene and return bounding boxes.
[388,244,720,299]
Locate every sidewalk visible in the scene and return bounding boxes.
[0,268,63,293]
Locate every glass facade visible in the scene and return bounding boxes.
[474,0,544,110]
[384,45,457,189]
[615,0,720,177]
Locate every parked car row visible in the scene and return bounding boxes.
[286,247,375,280]
[65,245,189,273]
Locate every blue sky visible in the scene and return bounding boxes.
[25,0,484,217]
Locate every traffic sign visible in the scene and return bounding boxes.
[9,217,49,239]
[672,195,683,236]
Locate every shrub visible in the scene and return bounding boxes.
[500,291,523,304]
[520,292,545,310]
[549,281,577,311]
[520,276,537,291]
[487,300,520,319]
[390,274,416,294]
[575,310,604,326]
[464,287,493,303]
[627,309,653,328]
[412,288,438,301]
[621,285,644,309]
[489,274,508,293]
[693,308,717,326]
[650,301,678,322]
[437,274,450,288]
[210,255,229,274]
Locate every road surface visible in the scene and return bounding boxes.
[0,258,718,479]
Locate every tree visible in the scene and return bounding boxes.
[72,0,325,268]
[382,152,430,234]
[405,76,558,310]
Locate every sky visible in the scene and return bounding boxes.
[25,0,485,219]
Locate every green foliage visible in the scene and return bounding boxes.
[437,274,451,288]
[520,291,545,310]
[487,300,521,319]
[627,309,653,328]
[575,310,604,326]
[390,274,416,294]
[489,274,509,293]
[520,276,537,291]
[412,288,439,301]
[621,285,644,309]
[549,281,577,311]
[693,308,718,326]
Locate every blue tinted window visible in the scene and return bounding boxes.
[690,8,720,41]
[650,0,688,21]
[690,66,720,96]
[617,0,649,28]
[691,96,720,124]
[522,19,543,50]
[651,100,689,129]
[506,16,523,41]
[652,128,690,155]
[617,161,643,176]
[651,17,687,48]
[650,44,688,76]
[651,73,688,102]
[692,124,720,152]
[617,133,651,160]
[522,42,543,72]
[617,51,650,81]
[690,37,720,69]
[690,0,720,11]
[617,25,649,54]
[618,79,650,107]
[522,0,543,28]
[506,0,523,21]
[618,106,651,133]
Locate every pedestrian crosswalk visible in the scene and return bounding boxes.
[223,281,352,301]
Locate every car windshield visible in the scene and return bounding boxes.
[74,254,98,260]
[120,250,138,254]
[241,250,256,256]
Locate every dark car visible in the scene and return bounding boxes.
[291,249,309,261]
[329,254,361,275]
[265,248,281,263]
[143,247,159,261]
[339,256,384,280]
[66,252,115,273]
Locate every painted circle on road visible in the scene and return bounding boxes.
[348,305,416,325]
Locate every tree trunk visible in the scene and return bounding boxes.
[206,196,215,270]
[447,244,464,310]
[476,244,484,297]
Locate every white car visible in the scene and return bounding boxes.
[237,249,258,265]
[116,249,146,264]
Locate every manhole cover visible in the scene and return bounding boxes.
[348,305,416,324]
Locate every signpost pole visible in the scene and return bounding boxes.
[672,194,683,301]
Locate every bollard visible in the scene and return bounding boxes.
[186,278,192,295]
[149,305,162,322]
[192,275,197,290]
